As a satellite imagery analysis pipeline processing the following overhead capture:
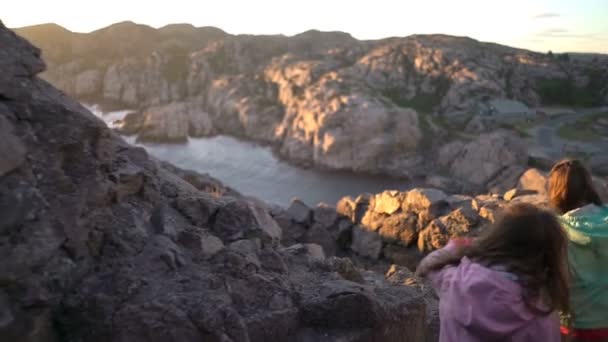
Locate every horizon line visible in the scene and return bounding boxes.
[12,20,608,56]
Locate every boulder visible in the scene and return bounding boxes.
[403,188,448,212]
[486,165,526,194]
[286,198,312,224]
[361,210,388,232]
[517,168,548,195]
[298,279,427,341]
[417,207,479,252]
[351,226,383,259]
[378,212,419,246]
[373,190,403,215]
[172,193,221,227]
[312,203,339,228]
[304,223,338,256]
[439,207,480,235]
[336,196,355,220]
[212,200,282,244]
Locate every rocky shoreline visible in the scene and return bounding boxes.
[16,22,608,183]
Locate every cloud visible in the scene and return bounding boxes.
[541,28,569,34]
[533,13,561,19]
[534,28,603,39]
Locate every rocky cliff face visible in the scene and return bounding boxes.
[15,22,608,178]
[1,22,438,342]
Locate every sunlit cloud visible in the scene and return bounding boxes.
[534,28,603,39]
[532,13,561,19]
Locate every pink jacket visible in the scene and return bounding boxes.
[421,241,560,342]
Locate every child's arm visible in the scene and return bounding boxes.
[416,240,458,276]
[415,238,471,291]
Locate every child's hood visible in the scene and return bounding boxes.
[561,204,608,244]
[439,258,543,337]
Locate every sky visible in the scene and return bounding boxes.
[4,0,608,53]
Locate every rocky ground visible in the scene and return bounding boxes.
[1,22,438,342]
[15,22,608,183]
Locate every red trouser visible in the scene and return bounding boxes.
[561,326,608,342]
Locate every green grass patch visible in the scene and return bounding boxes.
[537,74,606,107]
[382,77,450,114]
[418,112,432,135]
[557,112,606,142]
[392,93,443,113]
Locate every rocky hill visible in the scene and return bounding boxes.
[0,21,437,342]
[15,22,608,183]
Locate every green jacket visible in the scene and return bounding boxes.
[561,204,608,329]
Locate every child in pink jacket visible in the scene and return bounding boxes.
[416,203,570,342]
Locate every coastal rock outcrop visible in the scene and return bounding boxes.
[276,166,588,271]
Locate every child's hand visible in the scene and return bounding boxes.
[415,238,472,277]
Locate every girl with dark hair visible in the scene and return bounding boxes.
[416,203,569,342]
[549,159,608,342]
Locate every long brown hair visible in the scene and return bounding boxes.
[425,203,570,315]
[549,159,602,214]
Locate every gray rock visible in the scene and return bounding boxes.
[228,239,262,268]
[351,226,383,259]
[150,204,185,239]
[304,223,338,257]
[286,198,312,224]
[282,243,326,262]
[178,229,224,259]
[446,131,528,188]
[312,203,338,228]
[172,193,221,227]
[0,115,26,177]
[213,200,282,244]
[517,168,548,195]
